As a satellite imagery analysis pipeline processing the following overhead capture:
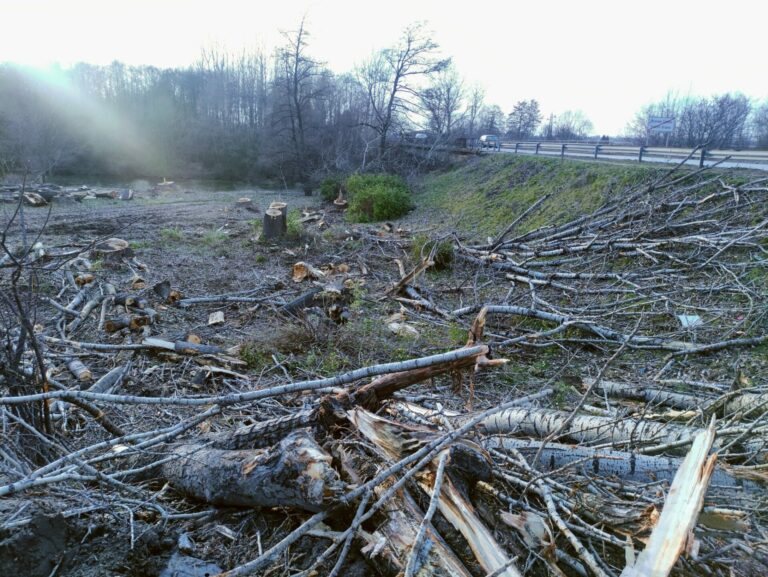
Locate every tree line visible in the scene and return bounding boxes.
[1,21,766,183]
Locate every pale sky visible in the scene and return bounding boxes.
[2,0,766,135]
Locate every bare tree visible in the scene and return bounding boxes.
[553,110,593,140]
[420,65,465,137]
[751,100,768,148]
[357,22,450,163]
[273,17,324,183]
[478,104,505,135]
[626,92,752,148]
[465,85,484,139]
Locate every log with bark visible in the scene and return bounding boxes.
[127,429,345,511]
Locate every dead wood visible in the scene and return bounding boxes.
[483,437,761,495]
[349,408,522,577]
[620,421,717,577]
[477,406,767,460]
[263,208,284,239]
[150,430,345,511]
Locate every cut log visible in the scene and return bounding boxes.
[118,188,134,200]
[104,315,151,333]
[88,364,129,394]
[66,359,92,382]
[482,438,761,495]
[154,430,345,511]
[141,337,225,355]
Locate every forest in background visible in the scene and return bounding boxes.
[1,20,766,183]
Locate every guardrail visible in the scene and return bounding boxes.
[501,142,768,170]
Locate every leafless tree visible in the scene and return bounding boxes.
[419,65,465,138]
[751,100,768,148]
[356,22,450,163]
[553,110,593,140]
[465,85,484,139]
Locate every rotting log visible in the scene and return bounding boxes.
[145,430,345,511]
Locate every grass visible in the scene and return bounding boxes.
[160,227,184,241]
[417,155,663,237]
[202,228,227,246]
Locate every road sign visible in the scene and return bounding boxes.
[648,116,675,133]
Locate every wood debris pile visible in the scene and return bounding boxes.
[2,165,768,576]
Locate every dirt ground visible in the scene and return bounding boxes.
[3,174,768,577]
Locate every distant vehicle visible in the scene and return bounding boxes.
[479,134,501,149]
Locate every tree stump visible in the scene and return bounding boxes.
[268,201,288,234]
[263,208,285,240]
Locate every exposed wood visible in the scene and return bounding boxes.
[66,358,92,382]
[620,421,717,577]
[349,408,521,577]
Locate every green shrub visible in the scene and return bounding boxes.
[320,176,344,202]
[346,173,409,196]
[286,209,303,239]
[345,173,412,222]
[348,185,412,222]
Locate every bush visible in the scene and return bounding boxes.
[348,185,412,222]
[320,176,344,202]
[345,173,412,222]
[346,173,408,196]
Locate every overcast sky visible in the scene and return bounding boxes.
[2,0,766,135]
